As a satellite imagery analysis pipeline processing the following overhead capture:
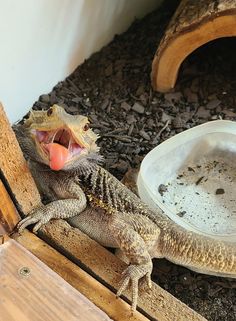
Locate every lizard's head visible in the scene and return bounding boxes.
[17,105,100,171]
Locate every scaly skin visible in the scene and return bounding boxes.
[15,105,236,310]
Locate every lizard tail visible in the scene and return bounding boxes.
[161,224,236,278]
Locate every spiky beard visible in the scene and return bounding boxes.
[73,152,104,177]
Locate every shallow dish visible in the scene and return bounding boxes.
[138,120,236,243]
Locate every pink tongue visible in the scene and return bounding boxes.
[46,143,69,171]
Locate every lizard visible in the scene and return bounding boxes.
[15,104,236,311]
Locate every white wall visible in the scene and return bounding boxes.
[0,0,161,123]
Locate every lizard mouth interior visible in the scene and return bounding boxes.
[35,128,84,157]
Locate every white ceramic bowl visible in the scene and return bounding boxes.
[138,120,236,243]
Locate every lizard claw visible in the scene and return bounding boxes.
[116,261,153,311]
[17,207,52,233]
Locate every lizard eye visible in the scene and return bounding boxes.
[83,123,90,131]
[47,108,53,116]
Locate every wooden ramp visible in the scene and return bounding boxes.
[152,0,236,92]
[0,239,111,321]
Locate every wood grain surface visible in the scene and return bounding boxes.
[0,103,41,214]
[0,239,111,321]
[0,179,20,233]
[152,0,236,91]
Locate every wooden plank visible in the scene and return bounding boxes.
[0,225,6,235]
[38,220,207,321]
[15,230,149,321]
[0,179,20,233]
[0,238,111,321]
[151,0,236,92]
[0,103,41,214]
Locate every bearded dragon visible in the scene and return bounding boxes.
[15,105,236,311]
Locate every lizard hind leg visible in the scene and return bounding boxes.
[110,215,154,311]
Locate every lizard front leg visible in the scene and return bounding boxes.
[18,179,87,233]
[110,214,158,311]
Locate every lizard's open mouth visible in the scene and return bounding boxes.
[35,128,85,170]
